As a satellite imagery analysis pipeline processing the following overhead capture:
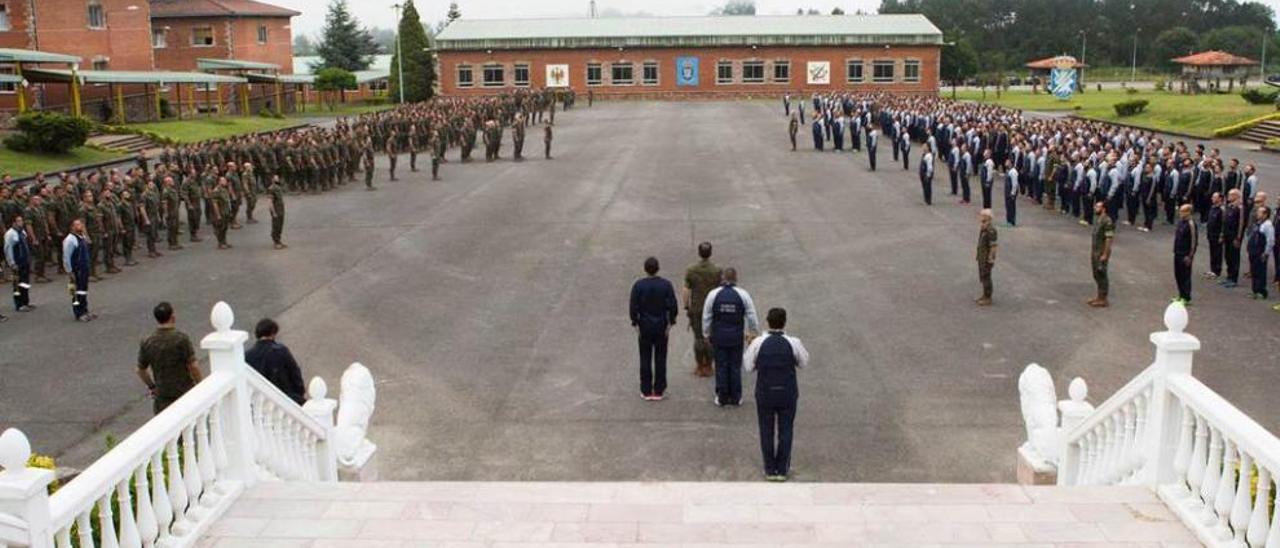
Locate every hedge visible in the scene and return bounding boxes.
[1112,99,1149,117]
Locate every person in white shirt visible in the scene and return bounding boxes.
[1248,206,1274,299]
[744,307,809,482]
[919,143,935,205]
[701,268,760,406]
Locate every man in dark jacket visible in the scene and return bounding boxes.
[746,308,810,482]
[245,318,306,405]
[629,257,678,401]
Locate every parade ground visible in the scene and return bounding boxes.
[5,100,1280,483]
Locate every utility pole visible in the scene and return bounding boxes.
[1079,31,1087,91]
[393,3,405,104]
[589,0,598,17]
[1131,28,1140,83]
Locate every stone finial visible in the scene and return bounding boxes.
[309,377,328,401]
[0,428,32,471]
[210,301,234,333]
[1068,377,1088,402]
[1163,301,1188,334]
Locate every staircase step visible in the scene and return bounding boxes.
[198,482,1196,546]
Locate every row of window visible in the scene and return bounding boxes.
[457,59,922,88]
[152,26,270,48]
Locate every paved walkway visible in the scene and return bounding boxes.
[197,482,1198,547]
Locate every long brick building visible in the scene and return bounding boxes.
[434,14,944,98]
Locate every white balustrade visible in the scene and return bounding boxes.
[1030,302,1280,548]
[0,302,377,548]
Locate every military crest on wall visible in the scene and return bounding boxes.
[546,64,570,87]
[807,61,830,85]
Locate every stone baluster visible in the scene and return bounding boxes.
[165,437,189,532]
[115,476,141,548]
[76,510,94,548]
[134,462,157,547]
[55,526,70,548]
[1212,440,1237,536]
[1128,394,1149,482]
[1100,418,1118,483]
[1247,465,1272,547]
[149,450,172,544]
[180,424,204,518]
[97,493,120,548]
[1187,415,1208,500]
[1230,451,1254,545]
[0,428,55,548]
[1082,432,1099,484]
[1118,407,1137,481]
[1141,303,1200,486]
[1172,404,1195,493]
[210,400,230,491]
[249,393,271,478]
[1200,427,1223,521]
[195,413,217,506]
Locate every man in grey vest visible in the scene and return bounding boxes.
[745,307,809,482]
[701,268,759,407]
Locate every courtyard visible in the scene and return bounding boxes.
[3,100,1280,484]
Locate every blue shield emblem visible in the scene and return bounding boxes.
[676,57,699,87]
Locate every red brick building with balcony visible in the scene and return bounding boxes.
[434,14,944,99]
[149,0,297,73]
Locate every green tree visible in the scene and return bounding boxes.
[292,34,316,56]
[389,0,436,103]
[1200,25,1266,59]
[314,67,357,110]
[315,0,380,72]
[941,37,980,98]
[1153,27,1199,69]
[831,7,845,14]
[710,0,755,15]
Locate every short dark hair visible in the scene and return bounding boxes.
[698,241,713,259]
[255,318,280,339]
[767,307,787,330]
[153,302,174,324]
[643,256,660,275]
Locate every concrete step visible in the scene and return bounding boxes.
[1240,120,1280,143]
[196,482,1197,547]
[89,133,157,154]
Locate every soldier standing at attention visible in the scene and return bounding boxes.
[162,177,183,250]
[3,214,32,312]
[242,163,258,224]
[745,307,809,482]
[430,129,445,181]
[976,209,998,306]
[62,218,93,322]
[629,256,679,401]
[1205,192,1224,279]
[23,194,51,283]
[136,302,202,414]
[701,268,760,407]
[363,137,377,191]
[1089,200,1115,308]
[268,175,287,250]
[118,190,139,267]
[385,129,399,181]
[919,143,934,206]
[543,122,553,160]
[408,124,421,172]
[182,171,202,242]
[867,126,878,171]
[211,177,232,250]
[1173,204,1197,305]
[683,242,721,378]
[788,113,799,151]
[140,180,162,258]
[512,114,526,161]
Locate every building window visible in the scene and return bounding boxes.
[513,63,530,87]
[610,62,633,85]
[586,62,602,86]
[772,60,790,83]
[0,67,15,93]
[847,59,864,83]
[716,60,733,85]
[257,25,268,44]
[742,60,764,84]
[642,61,658,85]
[192,26,214,47]
[872,60,895,83]
[456,64,473,88]
[87,1,106,29]
[152,29,167,48]
[482,63,504,87]
[903,59,921,83]
[0,4,11,31]
[92,59,108,71]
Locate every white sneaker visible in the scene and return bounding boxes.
[714,396,723,407]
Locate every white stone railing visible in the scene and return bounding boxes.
[0,302,376,548]
[1020,302,1280,548]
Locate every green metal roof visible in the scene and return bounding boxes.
[23,69,248,84]
[244,73,314,84]
[197,58,280,71]
[0,48,81,64]
[435,14,944,50]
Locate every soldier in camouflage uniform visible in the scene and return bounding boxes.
[363,137,377,190]
[182,168,203,242]
[385,129,400,181]
[210,177,232,249]
[78,191,104,280]
[162,177,183,250]
[683,242,721,378]
[118,189,139,266]
[1089,200,1115,308]
[99,188,122,274]
[136,303,201,414]
[512,114,526,161]
[430,129,444,181]
[976,209,998,306]
[268,175,287,250]
[23,194,52,283]
[140,179,163,257]
[242,162,258,224]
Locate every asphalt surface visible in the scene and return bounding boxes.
[4,100,1280,483]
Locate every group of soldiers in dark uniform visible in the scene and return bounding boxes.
[0,88,573,322]
[786,92,1276,309]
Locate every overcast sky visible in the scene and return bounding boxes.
[274,0,1280,37]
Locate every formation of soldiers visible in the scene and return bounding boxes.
[0,88,573,322]
[788,92,1276,308]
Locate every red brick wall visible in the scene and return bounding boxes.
[153,15,293,73]
[437,45,941,98]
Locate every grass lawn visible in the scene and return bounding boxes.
[945,88,1276,138]
[293,102,394,117]
[126,116,308,143]
[0,147,125,178]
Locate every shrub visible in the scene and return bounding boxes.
[362,96,390,106]
[1241,88,1279,105]
[1126,87,1140,95]
[4,111,93,153]
[1113,99,1149,117]
[1154,79,1167,92]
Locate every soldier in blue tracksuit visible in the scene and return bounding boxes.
[1004,160,1019,227]
[867,129,879,171]
[62,219,95,322]
[629,257,679,401]
[811,118,823,151]
[900,133,911,171]
[701,268,759,407]
[745,308,809,482]
[832,116,844,151]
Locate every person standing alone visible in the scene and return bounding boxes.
[745,307,809,482]
[976,209,998,306]
[629,257,678,401]
[1089,201,1115,308]
[702,268,760,406]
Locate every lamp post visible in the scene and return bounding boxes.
[1079,30,1087,91]
[392,3,405,104]
[1132,27,1141,83]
